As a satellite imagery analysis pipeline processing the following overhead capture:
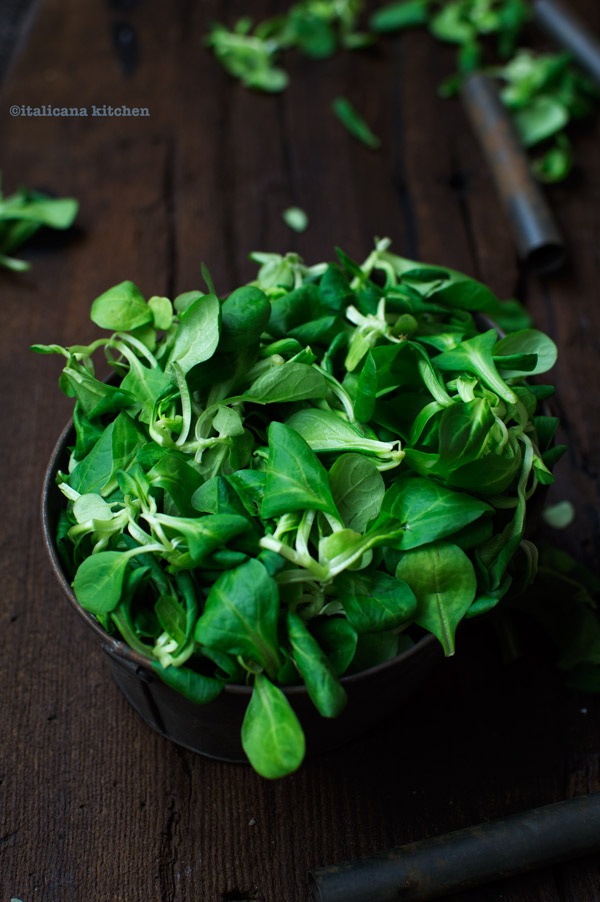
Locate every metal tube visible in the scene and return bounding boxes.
[460,72,566,273]
[534,0,600,90]
[309,792,600,902]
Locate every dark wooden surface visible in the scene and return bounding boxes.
[1,2,600,900]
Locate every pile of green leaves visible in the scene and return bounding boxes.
[207,0,599,181]
[371,0,530,69]
[370,0,599,182]
[35,238,563,778]
[492,49,598,182]
[207,0,371,92]
[369,0,531,73]
[0,175,78,271]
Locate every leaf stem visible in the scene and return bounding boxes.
[172,361,193,447]
[259,535,329,580]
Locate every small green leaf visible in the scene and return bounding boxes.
[120,357,170,421]
[286,408,401,462]
[68,422,116,494]
[429,276,500,314]
[106,411,146,486]
[437,398,495,470]
[512,96,569,148]
[73,403,104,459]
[191,474,252,518]
[73,493,113,524]
[153,662,223,704]
[542,500,575,530]
[433,329,518,404]
[73,551,129,614]
[312,617,358,676]
[91,281,152,332]
[445,450,522,495]
[430,3,475,44]
[282,206,309,232]
[219,285,271,351]
[245,361,328,404]
[287,611,347,718]
[194,559,281,676]
[337,569,417,633]
[157,512,250,562]
[0,252,30,271]
[201,262,216,295]
[375,476,492,549]
[148,295,173,330]
[319,264,354,312]
[354,352,377,423]
[289,9,337,58]
[0,195,78,229]
[59,366,135,419]
[247,66,289,93]
[261,421,340,520]
[267,283,323,336]
[395,541,477,655]
[532,134,572,183]
[458,39,482,73]
[329,454,385,532]
[167,293,221,374]
[332,97,381,150]
[241,674,305,778]
[145,451,204,517]
[155,594,187,644]
[174,290,203,314]
[370,0,430,32]
[493,329,557,376]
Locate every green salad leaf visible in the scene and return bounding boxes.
[332,97,381,149]
[0,174,78,271]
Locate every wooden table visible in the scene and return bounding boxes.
[1,2,599,900]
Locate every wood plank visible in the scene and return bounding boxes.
[1,1,600,901]
[0,0,38,85]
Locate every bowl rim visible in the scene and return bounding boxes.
[42,416,438,699]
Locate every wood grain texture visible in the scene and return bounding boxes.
[1,1,599,900]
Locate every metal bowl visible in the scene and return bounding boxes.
[42,419,440,764]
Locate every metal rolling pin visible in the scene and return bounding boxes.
[460,71,566,273]
[309,792,600,902]
[534,0,600,90]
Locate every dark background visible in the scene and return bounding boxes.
[1,1,599,900]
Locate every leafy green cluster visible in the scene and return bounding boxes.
[371,0,530,72]
[371,0,599,182]
[492,49,599,182]
[35,239,563,778]
[207,0,599,181]
[0,174,78,271]
[207,0,371,92]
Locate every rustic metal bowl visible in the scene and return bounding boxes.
[42,419,440,764]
